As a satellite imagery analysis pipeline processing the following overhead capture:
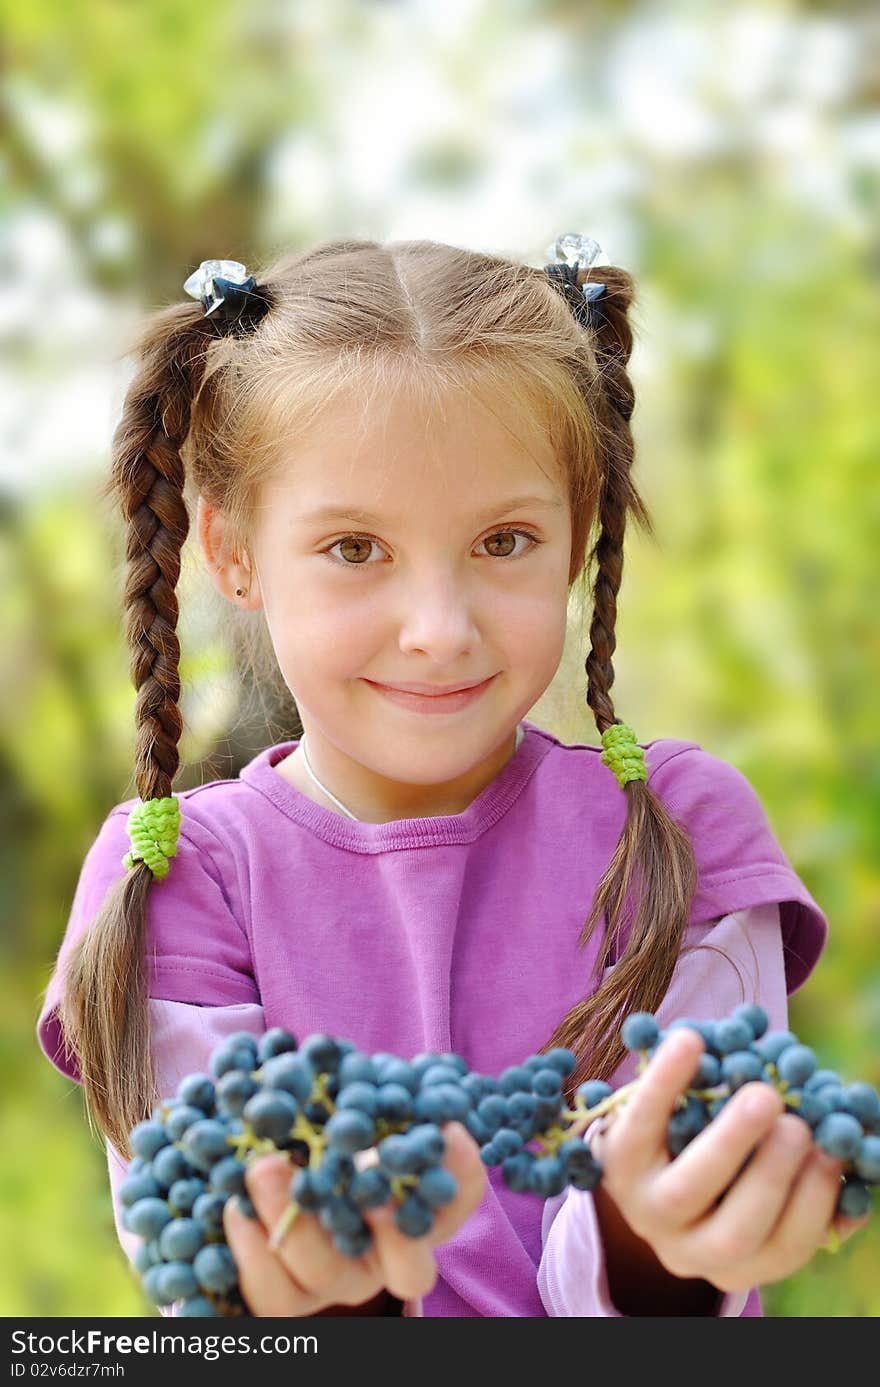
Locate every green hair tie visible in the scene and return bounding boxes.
[600,723,647,789]
[122,795,181,881]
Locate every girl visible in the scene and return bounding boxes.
[36,237,866,1318]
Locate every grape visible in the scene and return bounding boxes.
[156,1262,200,1302]
[177,1075,216,1113]
[731,1003,769,1039]
[123,1014,876,1317]
[159,1217,206,1262]
[492,1128,524,1159]
[815,1113,863,1161]
[416,1167,457,1209]
[349,1166,393,1210]
[119,1171,162,1207]
[532,1068,563,1098]
[241,1091,299,1145]
[620,1013,659,1051]
[530,1156,567,1197]
[414,1084,470,1124]
[130,1121,170,1161]
[216,1071,260,1119]
[790,1091,832,1130]
[394,1193,433,1237]
[164,1104,208,1142]
[498,1065,535,1096]
[291,1166,336,1210]
[151,1144,192,1189]
[193,1244,238,1295]
[331,1226,373,1257]
[192,1191,228,1233]
[324,1108,375,1153]
[299,1034,343,1074]
[209,1156,248,1198]
[321,1149,356,1187]
[133,1242,156,1274]
[260,1054,315,1103]
[127,1197,173,1240]
[714,1018,755,1055]
[421,1064,465,1088]
[256,1028,299,1064]
[837,1177,872,1220]
[210,1044,257,1079]
[336,1081,380,1117]
[377,1133,422,1175]
[855,1136,880,1184]
[844,1083,880,1128]
[476,1094,508,1133]
[501,1151,534,1192]
[804,1069,841,1093]
[377,1059,419,1093]
[181,1119,233,1172]
[375,1083,415,1122]
[754,1031,798,1065]
[776,1045,817,1087]
[318,1193,366,1237]
[140,1265,169,1307]
[721,1050,764,1089]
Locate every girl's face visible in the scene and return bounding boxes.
[202,385,575,821]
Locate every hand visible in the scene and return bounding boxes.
[222,1120,487,1315]
[591,1029,870,1295]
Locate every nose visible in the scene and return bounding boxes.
[396,568,483,662]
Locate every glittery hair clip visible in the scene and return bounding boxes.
[543,233,607,329]
[183,258,273,333]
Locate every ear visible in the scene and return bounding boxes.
[196,495,263,610]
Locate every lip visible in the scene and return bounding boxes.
[365,674,498,714]
[369,678,495,695]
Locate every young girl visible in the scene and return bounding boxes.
[36,236,866,1318]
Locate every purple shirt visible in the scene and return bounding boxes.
[37,720,827,1316]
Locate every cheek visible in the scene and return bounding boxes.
[495,591,568,653]
[281,598,378,679]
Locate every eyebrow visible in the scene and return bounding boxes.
[298,495,565,527]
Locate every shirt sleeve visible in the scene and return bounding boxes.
[537,902,789,1317]
[108,999,423,1319]
[35,801,258,1083]
[645,743,828,994]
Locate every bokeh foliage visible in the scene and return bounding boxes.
[2,0,877,1317]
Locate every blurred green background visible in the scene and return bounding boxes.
[2,0,878,1317]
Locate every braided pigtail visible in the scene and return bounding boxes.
[540,263,699,1102]
[57,303,224,1158]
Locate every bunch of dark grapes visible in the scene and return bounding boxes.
[120,1010,878,1316]
[620,1006,880,1223]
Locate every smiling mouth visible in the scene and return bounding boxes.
[369,678,495,696]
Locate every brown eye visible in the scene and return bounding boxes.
[331,535,381,565]
[482,530,519,558]
[479,529,540,559]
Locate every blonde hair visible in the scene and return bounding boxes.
[57,238,697,1158]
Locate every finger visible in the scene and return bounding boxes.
[715,1144,846,1283]
[223,1195,327,1315]
[682,1113,813,1266]
[422,1122,488,1245]
[646,1087,782,1231]
[360,1200,440,1302]
[653,1084,787,1228]
[243,1154,382,1308]
[603,1030,707,1182]
[363,1123,486,1302]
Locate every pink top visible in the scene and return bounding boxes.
[36,720,828,1316]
